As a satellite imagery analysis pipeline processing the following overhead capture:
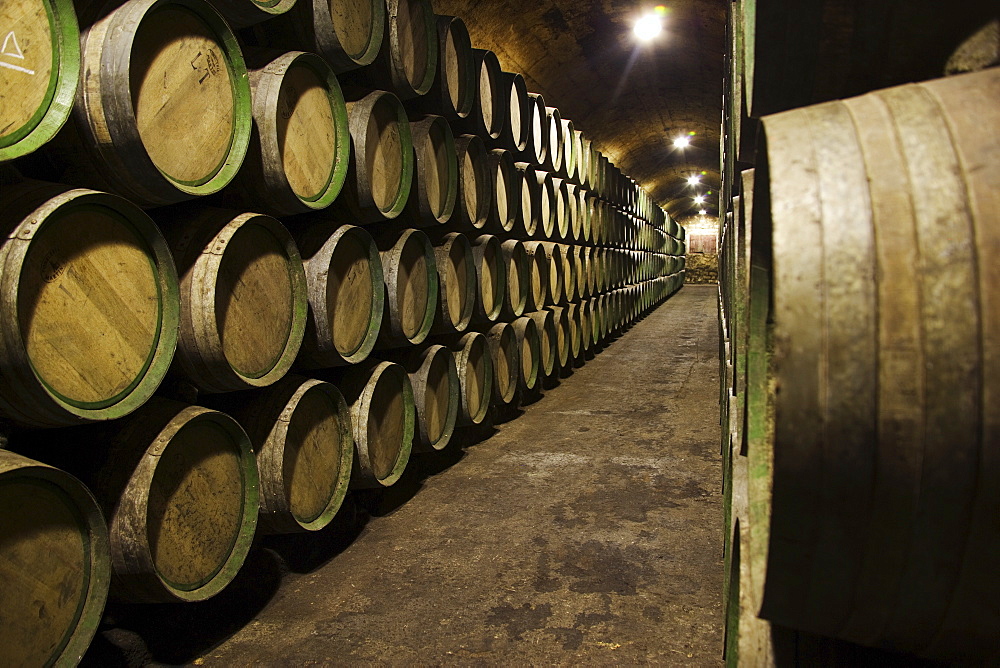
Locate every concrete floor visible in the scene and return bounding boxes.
[84,284,723,666]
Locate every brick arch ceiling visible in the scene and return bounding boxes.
[432,0,726,220]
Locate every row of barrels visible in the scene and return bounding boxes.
[718,65,1000,664]
[2,0,668,228]
[1,272,682,666]
[0,176,685,428]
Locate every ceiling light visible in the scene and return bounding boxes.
[686,175,701,186]
[673,136,690,149]
[634,8,664,41]
[699,209,707,216]
[693,195,706,204]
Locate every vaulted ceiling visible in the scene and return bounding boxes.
[432,0,726,221]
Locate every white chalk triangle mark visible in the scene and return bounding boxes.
[2,31,26,60]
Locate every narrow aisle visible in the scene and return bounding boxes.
[92,285,723,666]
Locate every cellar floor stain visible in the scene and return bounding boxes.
[83,284,724,666]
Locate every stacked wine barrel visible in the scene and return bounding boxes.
[719,1,1000,662]
[0,0,684,661]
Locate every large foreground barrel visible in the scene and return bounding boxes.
[213,376,353,534]
[294,222,384,367]
[0,0,79,161]
[94,399,259,602]
[0,450,110,666]
[0,183,179,427]
[161,207,307,393]
[336,361,415,488]
[747,67,1000,662]
[75,0,252,206]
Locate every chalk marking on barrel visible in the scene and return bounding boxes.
[0,31,34,75]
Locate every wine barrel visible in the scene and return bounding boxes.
[91,399,259,602]
[0,0,79,162]
[399,344,459,451]
[579,299,594,353]
[577,189,593,244]
[534,170,556,239]
[336,360,414,488]
[546,305,571,371]
[430,232,476,334]
[526,92,548,166]
[75,0,252,206]
[342,90,414,222]
[453,133,490,230]
[215,376,352,534]
[160,207,307,393]
[587,296,604,349]
[0,450,110,666]
[746,67,1000,661]
[417,15,475,121]
[526,309,557,378]
[230,51,350,216]
[572,130,588,185]
[209,0,296,28]
[512,162,539,238]
[470,234,506,324]
[526,241,563,307]
[555,242,577,303]
[350,0,436,100]
[550,177,570,241]
[523,240,550,311]
[486,321,519,406]
[499,71,530,155]
[248,0,383,72]
[376,228,439,347]
[564,301,583,362]
[579,135,594,188]
[0,182,179,428]
[407,114,458,225]
[294,222,383,368]
[485,148,515,234]
[560,118,576,180]
[511,316,540,392]
[446,331,492,426]
[544,106,564,174]
[565,183,582,242]
[465,48,505,141]
[500,239,529,320]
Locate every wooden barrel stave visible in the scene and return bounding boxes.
[376,228,439,347]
